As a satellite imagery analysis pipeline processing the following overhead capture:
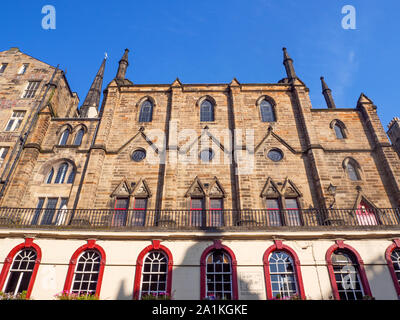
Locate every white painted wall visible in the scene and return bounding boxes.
[0,231,398,300]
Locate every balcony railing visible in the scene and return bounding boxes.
[0,207,400,231]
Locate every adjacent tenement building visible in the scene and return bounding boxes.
[0,47,400,300]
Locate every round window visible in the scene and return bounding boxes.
[267,149,283,162]
[199,149,214,162]
[132,149,146,162]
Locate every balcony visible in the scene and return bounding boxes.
[0,207,400,231]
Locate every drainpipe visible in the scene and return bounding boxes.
[0,65,59,199]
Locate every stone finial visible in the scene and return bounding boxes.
[116,48,129,80]
[320,76,336,109]
[282,47,297,81]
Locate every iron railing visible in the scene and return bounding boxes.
[0,207,399,231]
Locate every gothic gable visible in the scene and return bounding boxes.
[184,177,206,198]
[260,177,281,198]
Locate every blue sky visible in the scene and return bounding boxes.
[1,0,399,128]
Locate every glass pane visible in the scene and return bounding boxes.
[115,198,128,209]
[260,100,275,122]
[266,199,279,209]
[134,198,147,209]
[334,125,345,139]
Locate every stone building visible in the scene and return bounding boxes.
[0,47,399,300]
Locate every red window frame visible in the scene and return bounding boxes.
[113,197,129,226]
[200,240,238,300]
[209,198,223,227]
[325,240,372,300]
[284,198,302,226]
[266,198,282,226]
[0,238,42,299]
[385,239,400,298]
[190,197,205,226]
[133,240,173,300]
[132,198,147,226]
[63,239,106,298]
[262,240,305,300]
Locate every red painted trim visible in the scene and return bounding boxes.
[262,240,306,300]
[325,241,372,300]
[0,238,42,299]
[200,240,238,300]
[133,240,173,300]
[385,239,400,298]
[63,240,106,297]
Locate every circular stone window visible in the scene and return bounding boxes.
[267,149,283,162]
[199,149,214,162]
[132,149,146,162]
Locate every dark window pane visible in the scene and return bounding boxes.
[200,100,214,122]
[260,100,275,122]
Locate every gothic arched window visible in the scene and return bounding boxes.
[59,129,70,145]
[200,99,214,122]
[139,100,153,122]
[334,124,345,139]
[260,99,276,122]
[346,162,360,181]
[54,162,69,184]
[73,128,84,146]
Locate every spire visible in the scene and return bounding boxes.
[116,48,129,80]
[282,47,297,81]
[320,76,336,109]
[80,56,107,118]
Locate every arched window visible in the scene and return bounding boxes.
[326,241,372,300]
[331,120,347,139]
[71,250,101,295]
[45,167,54,184]
[133,241,173,300]
[73,128,84,146]
[54,162,68,184]
[346,162,360,181]
[200,241,238,300]
[67,168,75,184]
[63,241,106,298]
[334,124,345,139]
[263,241,305,300]
[139,100,153,122]
[260,99,276,122]
[200,99,214,122]
[205,250,233,300]
[0,239,41,299]
[140,251,169,298]
[385,240,400,297]
[59,129,70,145]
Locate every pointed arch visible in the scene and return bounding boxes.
[138,98,154,123]
[342,157,362,181]
[330,119,347,139]
[256,95,277,122]
[198,97,215,122]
